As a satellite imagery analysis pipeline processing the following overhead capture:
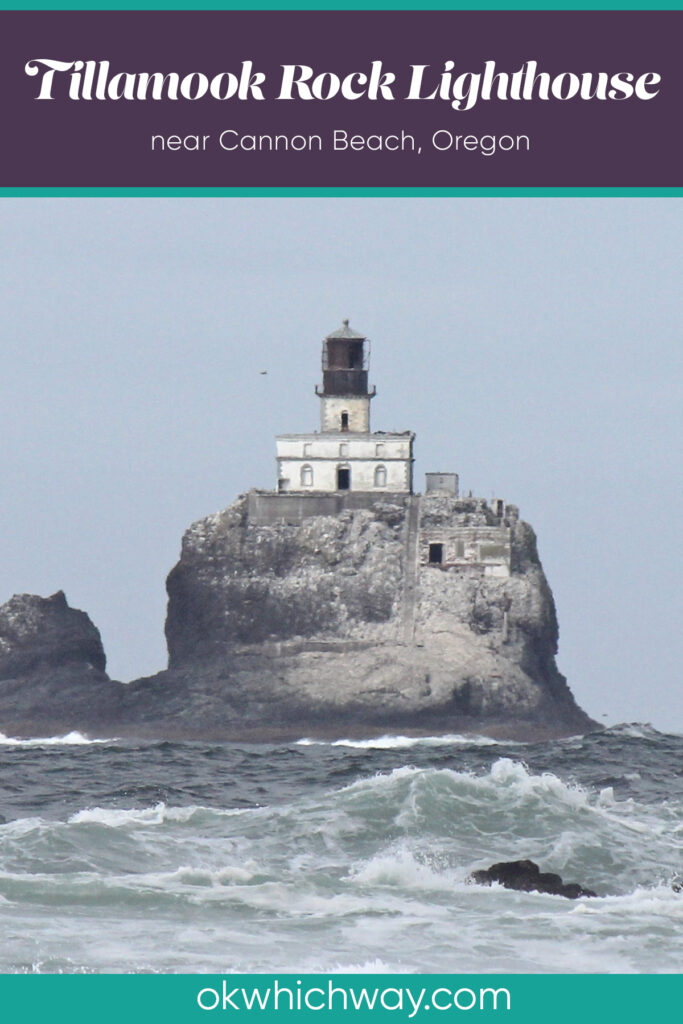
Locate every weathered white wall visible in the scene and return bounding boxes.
[278,457,411,493]
[277,434,413,460]
[276,432,414,493]
[320,395,371,432]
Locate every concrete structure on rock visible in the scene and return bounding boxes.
[275,321,415,495]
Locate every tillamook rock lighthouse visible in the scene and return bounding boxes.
[0,322,596,741]
[162,320,594,741]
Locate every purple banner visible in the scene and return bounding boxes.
[1,10,681,187]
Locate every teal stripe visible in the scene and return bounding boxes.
[1,2,682,11]
[1,187,682,197]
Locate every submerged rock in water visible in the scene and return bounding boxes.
[469,859,598,899]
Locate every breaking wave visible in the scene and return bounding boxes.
[297,734,501,749]
[0,731,116,747]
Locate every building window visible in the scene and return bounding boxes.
[428,543,443,565]
[339,443,349,457]
[341,411,349,431]
[300,464,313,487]
[374,465,387,487]
[303,443,312,456]
[375,443,385,456]
[337,466,351,491]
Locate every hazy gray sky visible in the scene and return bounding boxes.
[0,198,681,731]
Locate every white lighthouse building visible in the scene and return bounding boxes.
[275,321,415,494]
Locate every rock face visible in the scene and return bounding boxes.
[0,591,114,736]
[159,491,595,740]
[0,591,106,678]
[0,492,597,741]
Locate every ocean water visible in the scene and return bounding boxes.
[0,724,681,974]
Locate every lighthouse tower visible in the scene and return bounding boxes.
[275,322,414,494]
[316,319,375,433]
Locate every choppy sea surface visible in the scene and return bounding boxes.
[0,723,681,974]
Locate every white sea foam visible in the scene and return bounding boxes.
[608,722,678,740]
[338,758,591,811]
[297,734,501,749]
[107,863,260,889]
[67,802,249,828]
[327,959,398,974]
[69,802,175,827]
[349,847,460,891]
[338,763,422,793]
[0,816,46,838]
[485,757,589,804]
[0,731,116,747]
[169,864,257,886]
[569,885,683,921]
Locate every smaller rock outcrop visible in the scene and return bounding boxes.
[469,859,598,899]
[0,591,113,737]
[0,591,106,678]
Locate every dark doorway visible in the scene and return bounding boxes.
[429,543,443,564]
[340,412,349,431]
[337,467,351,491]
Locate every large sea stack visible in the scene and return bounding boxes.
[158,489,594,740]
